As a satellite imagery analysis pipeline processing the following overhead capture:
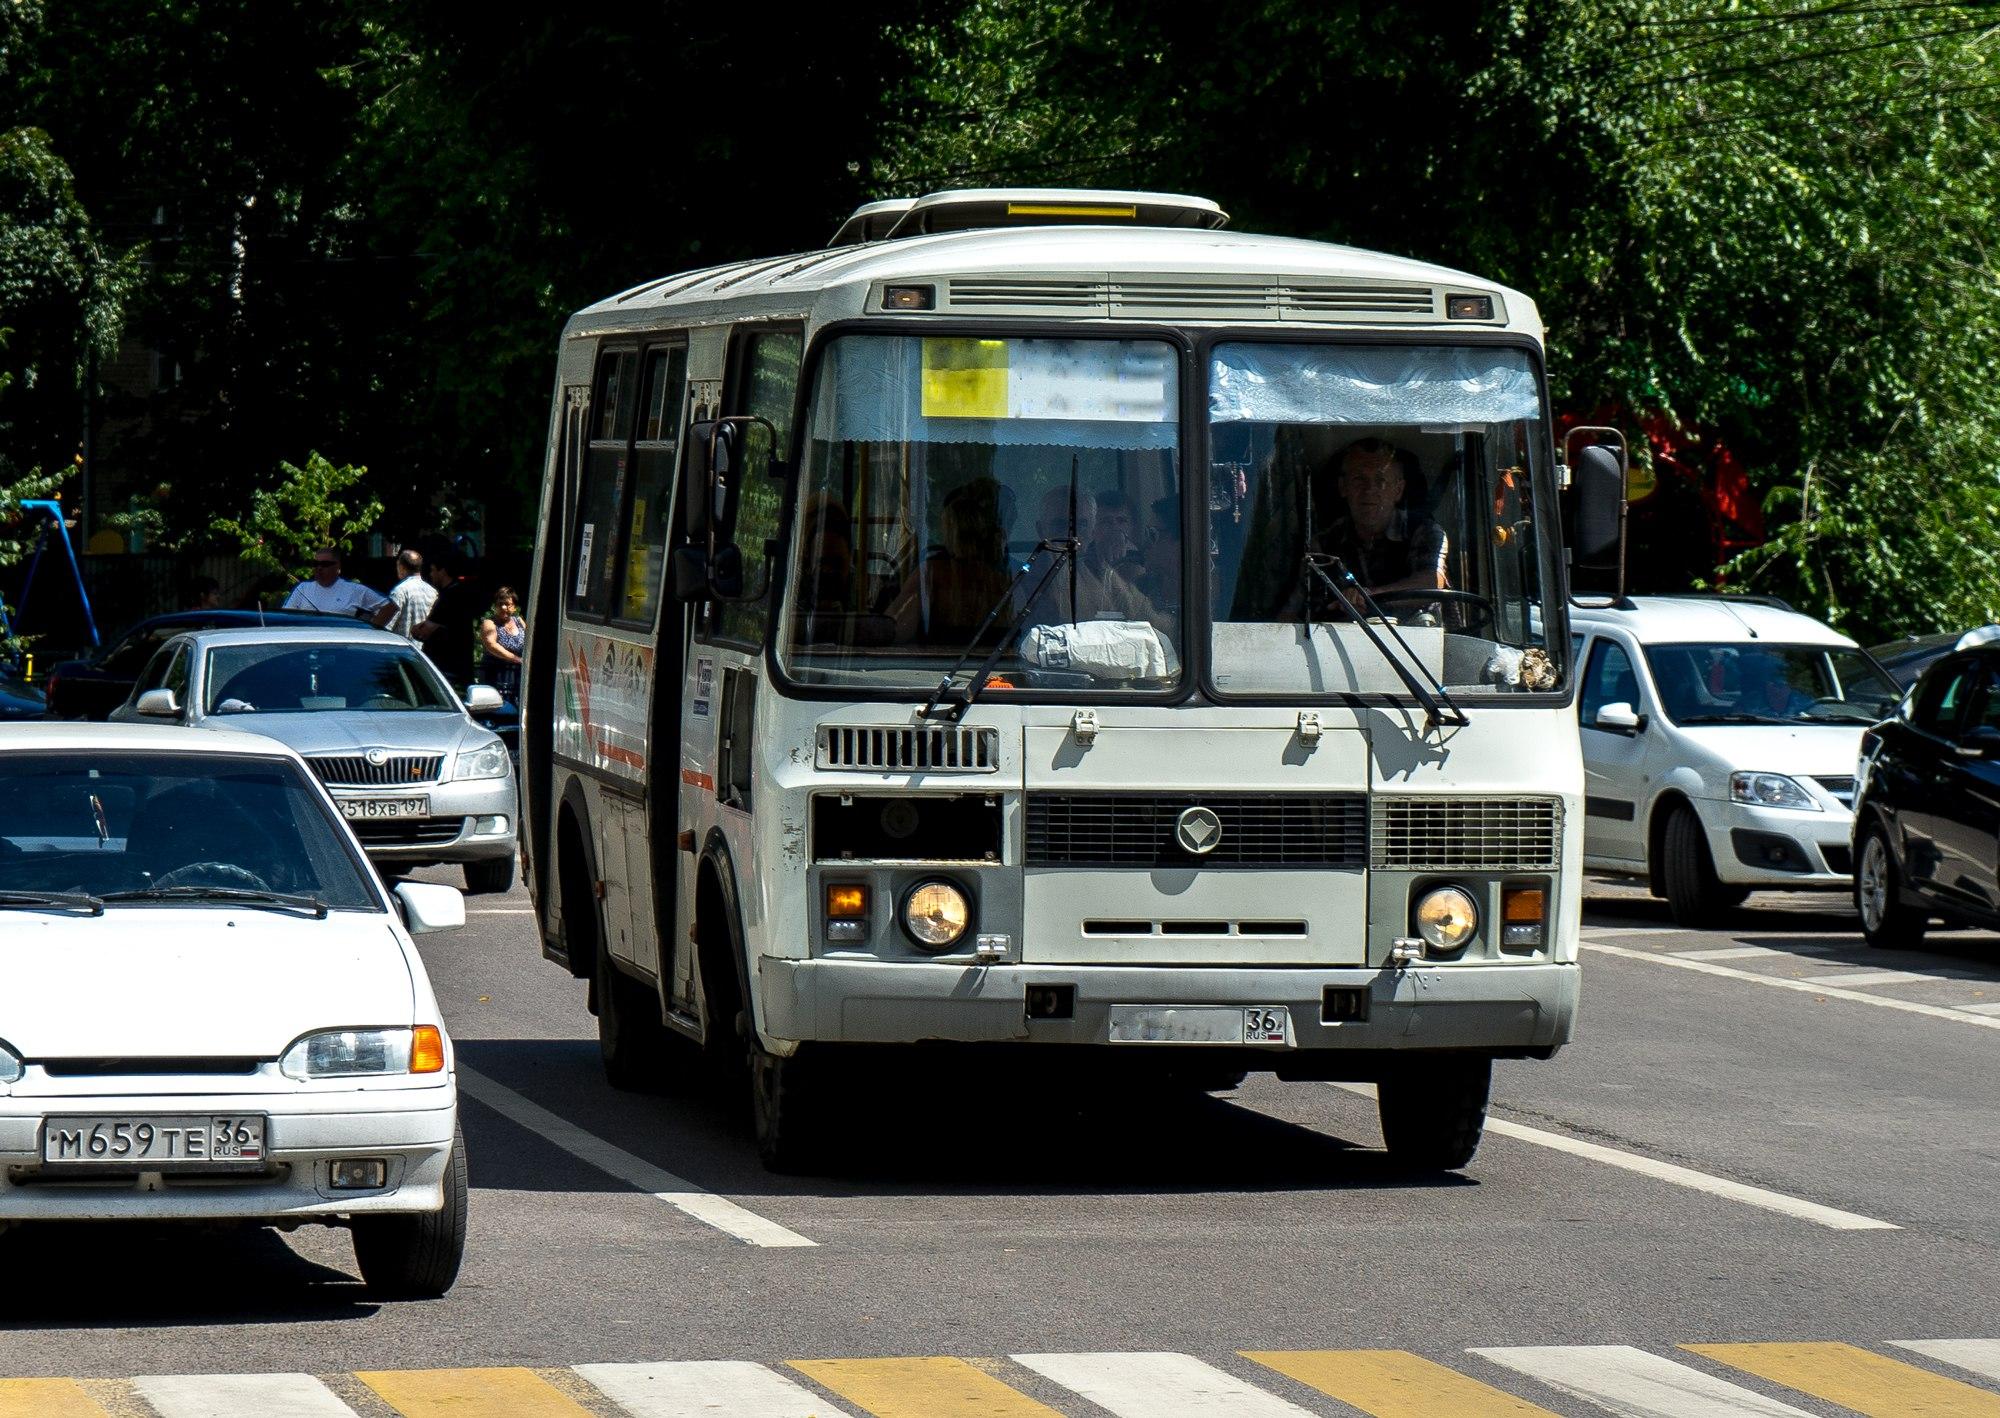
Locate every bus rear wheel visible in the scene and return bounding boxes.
[597,948,674,1092]
[1377,1056,1491,1171]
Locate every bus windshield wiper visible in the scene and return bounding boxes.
[0,889,104,915]
[918,538,1077,723]
[1302,552,1468,731]
[101,886,329,918]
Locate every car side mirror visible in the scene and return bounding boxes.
[1594,700,1646,735]
[394,880,465,934]
[136,688,179,717]
[1956,724,2000,759]
[463,684,503,711]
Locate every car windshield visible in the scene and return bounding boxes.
[204,643,456,715]
[778,334,1183,692]
[0,752,379,909]
[1644,642,1900,725]
[1205,343,1559,697]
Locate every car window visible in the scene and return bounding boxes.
[162,647,190,702]
[0,751,379,910]
[1912,656,1978,737]
[204,643,458,715]
[1579,639,1638,725]
[1966,660,2000,736]
[103,627,173,678]
[1643,641,1897,725]
[133,644,179,697]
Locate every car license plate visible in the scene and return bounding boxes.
[341,796,429,821]
[41,1115,268,1168]
[1106,1005,1293,1046]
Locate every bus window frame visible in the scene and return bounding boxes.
[608,337,692,632]
[567,343,641,627]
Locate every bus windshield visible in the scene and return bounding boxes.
[780,334,1184,691]
[1206,342,1559,697]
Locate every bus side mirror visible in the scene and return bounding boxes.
[670,543,744,602]
[1565,431,1628,600]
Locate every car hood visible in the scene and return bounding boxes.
[0,910,414,1059]
[1678,722,1869,779]
[198,710,480,758]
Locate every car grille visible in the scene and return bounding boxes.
[1371,797,1562,871]
[308,754,443,787]
[40,1057,260,1077]
[350,817,465,847]
[1025,793,1367,869]
[1812,775,1856,808]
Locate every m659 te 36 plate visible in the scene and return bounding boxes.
[40,1114,268,1168]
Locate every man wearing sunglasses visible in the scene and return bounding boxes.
[282,546,396,626]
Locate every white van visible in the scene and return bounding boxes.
[1570,596,1901,924]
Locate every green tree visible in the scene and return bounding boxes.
[210,450,383,592]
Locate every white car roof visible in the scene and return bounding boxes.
[165,625,409,648]
[1569,595,1857,649]
[0,721,313,758]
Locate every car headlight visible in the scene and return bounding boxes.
[901,879,972,951]
[1414,886,1479,955]
[281,1025,445,1079]
[1729,772,1821,811]
[451,740,511,781]
[0,1041,21,1085]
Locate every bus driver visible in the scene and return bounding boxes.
[1315,438,1449,596]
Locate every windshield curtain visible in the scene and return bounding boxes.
[0,753,379,909]
[1206,342,1558,697]
[778,334,1184,690]
[1643,642,1900,726]
[205,643,457,715]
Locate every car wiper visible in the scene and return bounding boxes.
[1678,712,1795,725]
[1301,552,1468,731]
[0,889,104,915]
[101,886,328,918]
[918,537,1078,723]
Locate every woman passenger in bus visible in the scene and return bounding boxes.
[894,477,1016,646]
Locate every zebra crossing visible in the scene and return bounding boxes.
[8,1338,2000,1416]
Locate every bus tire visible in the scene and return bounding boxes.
[1661,805,1737,927]
[750,1043,826,1174]
[1377,1056,1490,1171]
[597,947,673,1092]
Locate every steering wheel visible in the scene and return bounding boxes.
[1363,588,1496,633]
[151,861,272,892]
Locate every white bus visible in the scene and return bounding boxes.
[521,189,1625,1172]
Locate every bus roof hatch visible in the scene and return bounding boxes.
[828,188,1229,247]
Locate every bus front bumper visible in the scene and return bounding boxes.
[757,959,1577,1058]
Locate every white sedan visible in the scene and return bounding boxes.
[0,723,467,1297]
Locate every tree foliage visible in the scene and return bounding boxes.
[210,451,383,588]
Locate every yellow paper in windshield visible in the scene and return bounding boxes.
[922,338,1009,419]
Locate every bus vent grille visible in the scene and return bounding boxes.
[816,725,999,773]
[943,275,1444,321]
[1371,797,1561,871]
[1026,793,1367,869]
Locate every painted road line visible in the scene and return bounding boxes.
[1584,940,2000,1032]
[791,1358,1062,1418]
[0,1379,110,1418]
[467,907,536,914]
[1688,1341,2000,1414]
[1472,1345,1816,1417]
[1579,926,1686,938]
[1330,1083,1897,1231]
[1892,1339,2000,1384]
[1014,1351,1317,1417]
[1244,1349,1558,1417]
[136,1373,358,1417]
[577,1361,860,1417]
[1673,945,1835,961]
[457,1065,814,1248]
[1959,1003,2000,1016]
[1804,969,1950,987]
[358,1367,597,1417]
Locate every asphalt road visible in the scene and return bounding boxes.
[4,875,1998,1417]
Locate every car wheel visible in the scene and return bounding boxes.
[351,1124,468,1300]
[1378,1056,1490,1171]
[1856,823,1927,950]
[461,856,515,896]
[1661,805,1736,927]
[750,1042,828,1174]
[597,947,674,1092]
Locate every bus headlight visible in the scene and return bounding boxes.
[1414,886,1479,955]
[901,879,972,952]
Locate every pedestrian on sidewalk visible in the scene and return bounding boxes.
[478,587,526,703]
[412,537,485,693]
[283,546,395,625]
[382,547,437,640]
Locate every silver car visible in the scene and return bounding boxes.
[110,625,519,894]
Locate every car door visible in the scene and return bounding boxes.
[1578,633,1649,861]
[1932,653,2000,918]
[1890,654,1978,903]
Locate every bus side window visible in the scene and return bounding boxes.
[570,348,638,619]
[617,342,689,625]
[710,326,803,646]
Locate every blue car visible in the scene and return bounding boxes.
[0,660,43,720]
[42,610,345,720]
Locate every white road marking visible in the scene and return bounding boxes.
[1471,1345,1817,1417]
[1892,1339,2000,1383]
[1014,1351,1318,1417]
[1959,1002,2000,1016]
[135,1373,358,1417]
[1805,968,1949,987]
[1672,945,1839,961]
[467,907,536,915]
[1331,1084,1897,1231]
[577,1360,856,1416]
[457,1065,815,1248]
[1580,926,1687,938]
[1585,940,2000,1032]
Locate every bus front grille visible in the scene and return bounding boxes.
[1026,793,1367,869]
[816,725,998,773]
[1371,797,1562,872]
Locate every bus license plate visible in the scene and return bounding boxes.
[1107,1005,1292,1046]
[342,796,428,820]
[41,1115,268,1167]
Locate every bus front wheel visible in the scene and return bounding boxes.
[1377,1056,1491,1171]
[750,1043,828,1174]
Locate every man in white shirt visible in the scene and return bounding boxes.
[283,547,394,625]
[381,547,437,639]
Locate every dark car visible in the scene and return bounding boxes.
[0,660,44,720]
[1852,628,2000,948]
[1867,631,1960,689]
[42,609,344,720]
